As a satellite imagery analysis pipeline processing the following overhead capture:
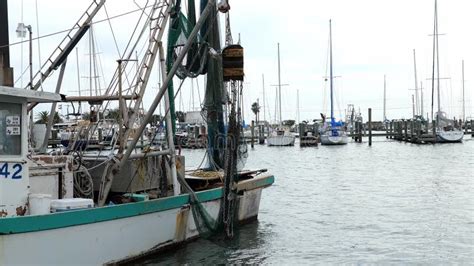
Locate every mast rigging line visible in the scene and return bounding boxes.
[0,3,157,49]
[100,0,162,114]
[109,0,154,92]
[147,8,220,142]
[34,0,44,91]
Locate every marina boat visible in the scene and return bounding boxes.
[345,104,363,135]
[320,20,348,145]
[429,0,463,143]
[435,111,464,142]
[267,126,295,146]
[0,0,273,264]
[266,43,296,146]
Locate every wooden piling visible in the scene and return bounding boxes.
[368,108,372,146]
[98,128,103,142]
[355,121,359,142]
[251,120,255,148]
[404,120,408,140]
[471,120,474,137]
[389,121,393,139]
[432,121,437,143]
[258,125,265,144]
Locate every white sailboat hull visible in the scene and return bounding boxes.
[267,135,295,146]
[436,129,464,143]
[320,134,348,145]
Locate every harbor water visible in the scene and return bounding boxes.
[142,137,474,264]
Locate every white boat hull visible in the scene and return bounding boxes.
[1,206,194,265]
[320,134,348,145]
[267,135,295,146]
[0,176,273,265]
[436,129,464,143]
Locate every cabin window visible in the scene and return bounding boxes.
[0,102,22,156]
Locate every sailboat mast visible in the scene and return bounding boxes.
[413,49,419,116]
[383,74,386,121]
[91,25,99,96]
[462,60,465,122]
[297,89,300,124]
[430,0,437,122]
[75,47,82,114]
[89,28,93,97]
[277,43,282,124]
[329,19,334,122]
[262,74,266,123]
[420,81,424,119]
[435,0,441,117]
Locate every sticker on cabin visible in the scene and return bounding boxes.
[6,126,20,136]
[6,116,20,126]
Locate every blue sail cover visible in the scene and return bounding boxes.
[330,118,344,136]
[330,117,344,127]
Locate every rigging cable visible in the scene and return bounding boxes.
[20,0,24,87]
[0,4,156,49]
[35,0,44,91]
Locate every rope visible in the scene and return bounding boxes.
[0,4,157,49]
[103,3,123,59]
[34,0,44,92]
[74,165,94,199]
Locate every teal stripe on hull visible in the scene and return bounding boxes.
[0,175,274,235]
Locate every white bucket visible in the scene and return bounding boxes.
[29,194,52,215]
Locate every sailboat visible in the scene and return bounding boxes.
[267,43,296,146]
[320,20,348,145]
[0,0,273,264]
[429,0,463,143]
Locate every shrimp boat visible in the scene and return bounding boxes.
[320,20,348,145]
[0,0,273,264]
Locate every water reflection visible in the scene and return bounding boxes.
[144,138,474,264]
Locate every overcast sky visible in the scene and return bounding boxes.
[6,0,474,122]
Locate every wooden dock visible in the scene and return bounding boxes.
[351,115,474,144]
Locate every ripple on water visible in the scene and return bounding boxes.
[143,139,474,264]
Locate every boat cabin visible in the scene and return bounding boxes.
[0,86,62,217]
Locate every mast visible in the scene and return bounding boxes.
[435,0,441,118]
[462,60,465,122]
[262,74,266,122]
[430,0,437,122]
[296,89,300,124]
[329,19,334,123]
[420,81,424,119]
[89,28,93,97]
[277,43,282,124]
[75,47,82,114]
[0,0,13,86]
[383,75,386,121]
[413,49,419,115]
[91,25,99,96]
